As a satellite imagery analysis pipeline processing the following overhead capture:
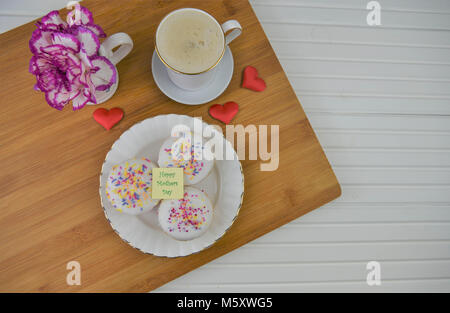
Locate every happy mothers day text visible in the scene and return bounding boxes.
[152,168,184,199]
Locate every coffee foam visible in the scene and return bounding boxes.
[156,9,225,74]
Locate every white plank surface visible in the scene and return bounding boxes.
[2,0,450,292]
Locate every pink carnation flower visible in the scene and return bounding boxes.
[29,7,116,110]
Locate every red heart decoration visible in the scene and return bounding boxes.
[209,102,239,124]
[93,108,124,130]
[242,66,266,92]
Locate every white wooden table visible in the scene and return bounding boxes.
[2,0,449,292]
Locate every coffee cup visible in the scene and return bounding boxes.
[90,32,133,104]
[155,8,242,91]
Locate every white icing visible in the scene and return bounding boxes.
[158,187,213,240]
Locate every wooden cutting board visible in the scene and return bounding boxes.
[0,0,340,292]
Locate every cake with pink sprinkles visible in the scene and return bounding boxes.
[158,187,213,240]
[158,132,214,185]
[105,157,160,215]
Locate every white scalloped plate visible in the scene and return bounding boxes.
[99,114,244,257]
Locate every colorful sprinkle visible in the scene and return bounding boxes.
[166,191,210,233]
[106,157,158,214]
[162,134,206,179]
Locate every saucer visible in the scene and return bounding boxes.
[151,47,234,105]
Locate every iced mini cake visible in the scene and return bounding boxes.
[158,187,213,240]
[158,132,214,185]
[105,157,159,215]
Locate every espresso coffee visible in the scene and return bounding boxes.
[156,9,225,74]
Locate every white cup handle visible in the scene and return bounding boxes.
[221,20,242,45]
[99,32,133,65]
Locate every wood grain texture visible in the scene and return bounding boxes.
[0,0,340,292]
